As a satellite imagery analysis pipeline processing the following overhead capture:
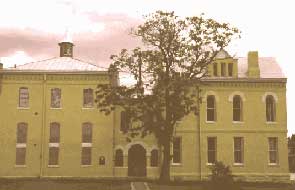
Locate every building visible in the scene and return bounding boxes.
[288,135,295,172]
[0,39,289,182]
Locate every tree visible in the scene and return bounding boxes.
[95,11,240,181]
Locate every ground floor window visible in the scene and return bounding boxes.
[16,147,26,165]
[115,149,123,167]
[150,149,159,167]
[234,137,244,164]
[172,137,181,164]
[268,137,278,164]
[207,137,217,164]
[49,147,59,165]
[81,147,92,165]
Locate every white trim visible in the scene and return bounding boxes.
[49,143,59,147]
[48,165,59,168]
[16,143,26,148]
[228,91,246,102]
[81,143,92,147]
[262,92,278,103]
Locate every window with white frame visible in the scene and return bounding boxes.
[266,95,276,122]
[207,137,217,164]
[172,137,181,164]
[234,137,244,164]
[207,95,216,122]
[233,95,242,121]
[49,122,60,165]
[268,137,278,164]
[19,87,29,108]
[83,89,94,108]
[16,122,27,165]
[51,88,61,108]
[81,122,92,165]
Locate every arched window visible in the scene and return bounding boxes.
[207,95,216,121]
[115,149,123,167]
[266,95,276,122]
[233,95,242,121]
[150,149,159,167]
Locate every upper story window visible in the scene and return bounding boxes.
[82,122,92,143]
[221,62,226,76]
[207,95,216,122]
[213,63,218,76]
[83,88,94,108]
[17,122,28,144]
[266,95,276,122]
[228,63,233,77]
[49,122,60,143]
[233,95,242,121]
[51,88,61,108]
[115,149,123,167]
[172,137,181,164]
[19,87,29,108]
[120,111,130,132]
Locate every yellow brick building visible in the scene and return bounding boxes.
[0,40,289,181]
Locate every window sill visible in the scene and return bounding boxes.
[148,166,159,168]
[50,107,62,110]
[17,107,30,110]
[171,163,182,166]
[266,122,277,125]
[82,107,95,110]
[206,163,215,166]
[205,121,216,124]
[268,163,279,167]
[15,165,26,168]
[233,163,244,167]
[48,165,59,168]
[114,166,127,168]
[81,165,92,167]
[232,121,244,124]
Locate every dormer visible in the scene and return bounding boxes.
[208,49,238,78]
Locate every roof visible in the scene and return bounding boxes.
[237,57,285,78]
[7,57,107,72]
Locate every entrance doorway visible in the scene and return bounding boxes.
[128,144,147,177]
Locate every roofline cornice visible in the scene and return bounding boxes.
[0,70,109,75]
[201,77,287,83]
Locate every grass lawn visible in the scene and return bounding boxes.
[0,179,130,190]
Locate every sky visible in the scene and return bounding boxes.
[0,0,294,135]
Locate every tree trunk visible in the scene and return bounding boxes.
[160,138,170,182]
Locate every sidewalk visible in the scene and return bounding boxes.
[131,182,150,190]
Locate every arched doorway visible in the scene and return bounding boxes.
[128,144,147,177]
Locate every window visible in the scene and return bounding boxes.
[228,63,233,77]
[16,123,27,165]
[19,87,29,108]
[83,88,94,108]
[49,147,59,165]
[115,149,123,167]
[268,137,278,164]
[120,111,130,132]
[81,147,92,165]
[207,137,217,164]
[81,122,92,165]
[49,122,60,143]
[172,137,181,164]
[151,149,159,167]
[233,95,242,121]
[48,122,60,165]
[221,62,226,76]
[234,137,244,164]
[99,156,105,165]
[213,63,218,76]
[82,123,92,143]
[266,95,276,122]
[51,88,61,108]
[207,95,216,122]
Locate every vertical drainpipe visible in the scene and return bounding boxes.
[39,73,47,177]
[197,85,202,180]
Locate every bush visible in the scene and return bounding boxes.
[204,161,242,190]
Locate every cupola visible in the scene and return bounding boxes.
[58,30,74,57]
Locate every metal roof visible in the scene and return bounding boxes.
[7,57,107,72]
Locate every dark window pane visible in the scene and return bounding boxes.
[228,63,233,76]
[51,88,61,108]
[207,137,216,164]
[268,137,278,163]
[266,95,276,122]
[207,96,215,121]
[213,63,218,76]
[19,87,29,107]
[234,137,243,163]
[151,149,159,167]
[81,147,92,165]
[16,148,26,165]
[173,137,181,164]
[17,123,28,143]
[83,89,94,108]
[49,147,59,165]
[115,149,123,167]
[82,123,92,143]
[233,96,242,121]
[120,111,130,132]
[221,63,226,76]
[99,156,105,165]
[50,123,60,143]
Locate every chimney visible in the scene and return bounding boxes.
[247,51,260,78]
[59,29,74,57]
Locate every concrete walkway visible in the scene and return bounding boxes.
[131,182,150,190]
